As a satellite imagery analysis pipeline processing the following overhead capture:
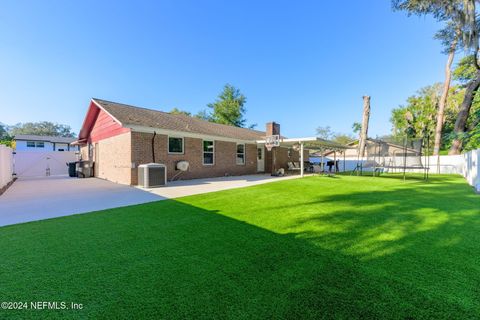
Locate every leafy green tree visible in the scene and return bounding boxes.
[391,59,480,152]
[352,122,362,143]
[0,123,12,146]
[453,55,478,83]
[10,121,75,137]
[393,0,465,155]
[169,108,191,116]
[316,126,355,144]
[207,84,249,127]
[390,84,442,141]
[446,1,480,154]
[448,56,480,150]
[463,122,480,151]
[316,126,333,140]
[0,123,10,140]
[331,134,355,145]
[194,109,212,121]
[352,122,362,136]
[393,0,480,154]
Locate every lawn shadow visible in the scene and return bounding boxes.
[278,176,480,317]
[263,175,479,259]
[1,190,479,319]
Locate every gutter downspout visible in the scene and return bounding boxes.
[152,131,156,163]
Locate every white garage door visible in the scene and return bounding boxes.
[14,151,78,178]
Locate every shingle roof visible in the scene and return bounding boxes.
[14,134,76,144]
[92,98,267,141]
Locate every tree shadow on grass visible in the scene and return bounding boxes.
[282,177,480,318]
[188,174,480,318]
[1,194,479,319]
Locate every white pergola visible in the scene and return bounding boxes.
[256,137,348,177]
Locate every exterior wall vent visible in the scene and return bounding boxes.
[138,163,167,188]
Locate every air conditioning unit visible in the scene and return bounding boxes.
[138,163,167,188]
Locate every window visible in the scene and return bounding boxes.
[168,137,184,154]
[203,140,214,165]
[236,143,245,165]
[257,148,262,160]
[26,141,45,148]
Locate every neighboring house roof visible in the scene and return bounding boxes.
[89,98,267,141]
[14,134,76,144]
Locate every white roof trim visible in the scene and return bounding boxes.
[128,125,258,144]
[91,99,124,126]
[256,136,348,149]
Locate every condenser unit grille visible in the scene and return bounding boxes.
[148,166,166,186]
[138,163,167,188]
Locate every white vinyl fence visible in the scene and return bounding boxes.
[463,150,480,191]
[311,151,480,191]
[13,151,78,178]
[0,145,13,189]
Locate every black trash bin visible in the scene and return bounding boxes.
[67,162,77,177]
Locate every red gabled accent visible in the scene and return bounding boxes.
[89,109,130,142]
[77,100,130,144]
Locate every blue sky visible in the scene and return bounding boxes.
[0,1,447,138]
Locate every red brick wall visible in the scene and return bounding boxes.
[95,133,132,185]
[266,122,280,136]
[80,133,132,185]
[130,132,257,185]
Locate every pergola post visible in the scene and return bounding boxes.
[320,148,324,173]
[334,150,337,173]
[300,142,304,177]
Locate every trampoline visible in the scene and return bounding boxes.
[353,136,430,181]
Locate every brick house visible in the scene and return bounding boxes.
[75,98,309,185]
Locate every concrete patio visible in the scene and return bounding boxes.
[0,174,303,227]
[0,176,163,227]
[139,173,304,198]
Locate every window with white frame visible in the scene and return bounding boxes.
[27,141,36,148]
[236,143,245,165]
[168,137,184,154]
[203,140,214,165]
[36,142,44,148]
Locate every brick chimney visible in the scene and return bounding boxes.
[266,122,280,136]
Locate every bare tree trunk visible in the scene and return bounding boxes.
[433,40,457,156]
[358,96,370,157]
[449,70,480,154]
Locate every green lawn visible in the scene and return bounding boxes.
[1,175,479,319]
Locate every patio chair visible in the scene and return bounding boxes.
[287,162,301,172]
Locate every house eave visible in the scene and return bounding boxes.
[127,124,259,144]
